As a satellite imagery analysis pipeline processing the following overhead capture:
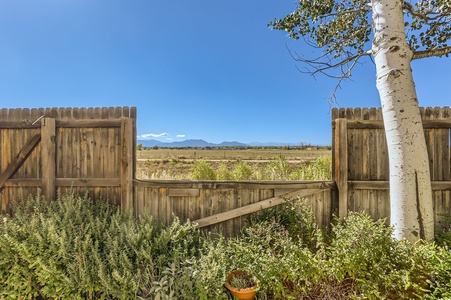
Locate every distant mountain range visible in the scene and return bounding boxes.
[137,139,300,148]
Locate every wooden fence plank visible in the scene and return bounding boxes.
[41,118,56,201]
[334,118,348,218]
[168,188,200,197]
[194,188,327,228]
[0,129,41,192]
[121,117,134,212]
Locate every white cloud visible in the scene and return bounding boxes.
[176,134,186,138]
[139,133,169,139]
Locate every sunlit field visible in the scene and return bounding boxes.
[136,147,332,180]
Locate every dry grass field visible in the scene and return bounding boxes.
[136,147,331,179]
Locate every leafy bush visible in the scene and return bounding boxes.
[247,197,323,251]
[232,161,255,180]
[190,160,216,180]
[265,154,292,180]
[425,245,451,299]
[327,212,433,299]
[0,191,202,299]
[262,155,331,181]
[435,212,451,246]
[216,163,233,180]
[291,155,332,180]
[187,155,332,181]
[1,190,450,299]
[192,222,323,300]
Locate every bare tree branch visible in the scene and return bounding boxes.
[403,2,442,21]
[412,46,451,60]
[287,47,372,105]
[288,48,372,77]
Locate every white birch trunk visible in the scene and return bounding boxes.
[371,0,434,242]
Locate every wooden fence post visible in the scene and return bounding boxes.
[41,118,56,201]
[334,118,348,219]
[121,117,134,214]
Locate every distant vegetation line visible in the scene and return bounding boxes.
[137,138,331,148]
[137,144,332,151]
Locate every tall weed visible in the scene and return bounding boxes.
[291,155,331,180]
[265,154,292,180]
[216,163,233,180]
[190,160,216,180]
[232,161,255,180]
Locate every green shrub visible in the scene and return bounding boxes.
[192,222,322,300]
[247,197,323,251]
[292,155,332,180]
[425,245,451,299]
[216,163,233,180]
[2,190,450,299]
[190,160,216,180]
[264,154,291,180]
[232,161,254,180]
[0,191,202,299]
[327,212,433,299]
[435,212,451,246]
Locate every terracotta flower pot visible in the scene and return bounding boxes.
[224,270,258,300]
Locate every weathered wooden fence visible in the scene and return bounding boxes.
[0,107,136,213]
[134,180,334,235]
[2,106,451,236]
[332,107,451,229]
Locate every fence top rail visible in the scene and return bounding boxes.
[332,119,451,129]
[0,106,136,121]
[134,179,335,189]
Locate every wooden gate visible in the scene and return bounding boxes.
[0,107,136,213]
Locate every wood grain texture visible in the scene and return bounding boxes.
[0,107,136,212]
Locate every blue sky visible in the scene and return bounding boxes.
[0,1,450,145]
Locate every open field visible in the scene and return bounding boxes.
[136,147,332,179]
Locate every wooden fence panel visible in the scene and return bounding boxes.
[332,106,451,230]
[0,107,136,212]
[3,105,451,236]
[0,108,42,212]
[134,180,334,236]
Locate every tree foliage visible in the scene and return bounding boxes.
[269,0,451,87]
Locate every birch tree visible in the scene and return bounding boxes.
[269,0,451,242]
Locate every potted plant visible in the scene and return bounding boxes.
[224,270,258,300]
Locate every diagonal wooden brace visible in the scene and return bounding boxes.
[0,129,41,193]
[193,188,327,228]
